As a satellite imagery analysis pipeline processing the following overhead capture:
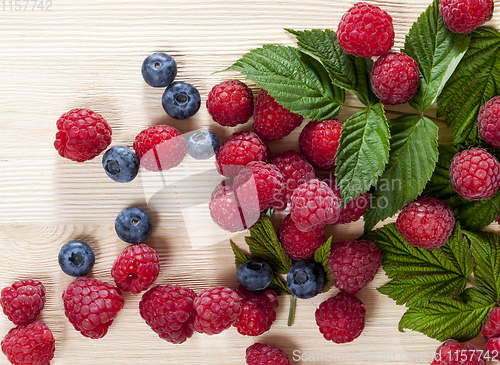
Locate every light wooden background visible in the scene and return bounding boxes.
[1,0,500,364]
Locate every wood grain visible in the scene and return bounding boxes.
[1,0,499,364]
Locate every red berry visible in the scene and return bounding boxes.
[336,2,394,58]
[279,213,325,260]
[482,307,500,341]
[299,119,343,171]
[315,291,365,343]
[485,337,500,362]
[233,286,279,336]
[431,340,486,365]
[193,286,242,335]
[215,131,269,178]
[395,196,455,250]
[54,108,112,162]
[478,95,500,148]
[0,279,46,326]
[1,321,55,365]
[449,147,500,201]
[62,277,124,339]
[206,80,254,127]
[370,52,420,105]
[253,90,303,141]
[245,343,291,365]
[439,0,494,34]
[111,243,160,294]
[139,284,197,344]
[133,125,186,172]
[323,175,370,224]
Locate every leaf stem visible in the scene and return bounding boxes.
[466,277,490,297]
[287,295,297,326]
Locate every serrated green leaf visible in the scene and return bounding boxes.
[336,103,390,206]
[403,0,470,112]
[227,44,344,120]
[363,115,439,232]
[314,236,334,293]
[230,240,251,268]
[268,275,292,296]
[437,27,500,146]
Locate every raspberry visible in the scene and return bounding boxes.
[139,284,197,344]
[449,147,500,201]
[207,80,254,127]
[323,175,370,224]
[54,108,112,162]
[439,0,494,34]
[233,286,279,336]
[0,279,45,326]
[1,321,55,365]
[485,338,500,362]
[370,52,420,105]
[395,196,455,250]
[315,291,365,343]
[215,131,269,178]
[482,307,500,341]
[336,2,395,58]
[299,119,343,171]
[431,340,486,365]
[478,95,500,148]
[133,125,186,172]
[328,240,382,294]
[290,179,341,232]
[111,243,160,294]
[62,277,124,339]
[245,343,291,365]
[279,213,325,260]
[193,286,242,335]
[252,90,303,141]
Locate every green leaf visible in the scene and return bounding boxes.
[399,289,494,341]
[267,275,291,296]
[230,240,251,268]
[227,44,344,120]
[336,103,390,206]
[288,28,378,106]
[403,0,470,112]
[437,27,500,146]
[314,236,334,293]
[363,115,439,232]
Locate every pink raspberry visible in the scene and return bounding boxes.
[328,240,382,294]
[323,175,370,224]
[439,0,494,34]
[1,279,46,326]
[431,340,486,365]
[290,179,341,232]
[370,52,420,105]
[315,291,365,343]
[252,89,303,141]
[299,119,343,171]
[449,147,500,201]
[485,338,500,362]
[233,286,279,336]
[482,307,500,341]
[395,196,455,250]
[206,80,254,127]
[336,2,394,58]
[245,343,291,365]
[478,95,500,148]
[279,213,325,260]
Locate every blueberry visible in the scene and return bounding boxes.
[236,259,273,291]
[162,81,201,119]
[141,52,177,88]
[58,240,95,277]
[102,145,139,183]
[286,260,324,299]
[186,130,220,160]
[115,207,153,244]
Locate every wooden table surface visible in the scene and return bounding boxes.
[1,0,500,364]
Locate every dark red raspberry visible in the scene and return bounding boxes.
[439,0,494,34]
[279,213,325,260]
[370,52,420,105]
[328,240,382,294]
[193,286,242,335]
[395,196,455,250]
[245,343,291,365]
[315,291,365,343]
[449,148,500,201]
[233,286,279,336]
[111,243,160,294]
[485,338,500,362]
[62,277,124,339]
[290,179,341,232]
[482,307,500,341]
[133,125,186,172]
[478,95,500,148]
[206,80,254,127]
[323,175,370,224]
[299,119,343,171]
[215,131,269,178]
[54,108,112,162]
[336,2,395,58]
[0,279,46,326]
[252,89,303,141]
[139,284,197,344]
[1,321,55,365]
[431,340,486,365]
